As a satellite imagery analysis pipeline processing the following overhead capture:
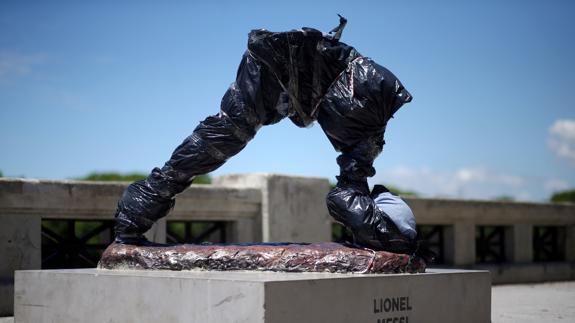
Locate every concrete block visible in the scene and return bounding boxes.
[215,173,332,243]
[476,262,575,284]
[506,224,533,263]
[0,214,41,317]
[566,225,575,262]
[15,268,491,323]
[445,223,476,266]
[0,317,14,323]
[229,217,259,243]
[144,218,166,243]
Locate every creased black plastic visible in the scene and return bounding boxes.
[115,51,282,237]
[327,178,415,252]
[317,57,412,153]
[114,20,423,259]
[247,28,361,127]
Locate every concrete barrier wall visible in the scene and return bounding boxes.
[0,177,262,316]
[404,197,575,266]
[1,174,575,315]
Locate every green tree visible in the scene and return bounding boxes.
[550,189,575,203]
[78,172,212,184]
[191,174,212,184]
[79,172,147,182]
[494,195,515,202]
[329,182,418,197]
[0,170,3,177]
[384,184,418,197]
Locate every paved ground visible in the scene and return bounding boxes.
[492,281,575,322]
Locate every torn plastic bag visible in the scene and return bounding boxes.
[317,56,412,153]
[114,19,422,259]
[247,27,361,127]
[326,179,416,254]
[372,185,417,240]
[327,180,436,263]
[114,26,367,241]
[115,51,286,240]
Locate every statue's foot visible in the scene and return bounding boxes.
[351,235,436,264]
[114,233,166,247]
[412,240,436,264]
[350,229,410,252]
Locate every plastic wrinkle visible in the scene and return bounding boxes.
[326,181,416,254]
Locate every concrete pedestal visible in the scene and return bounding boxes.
[0,214,40,316]
[14,269,490,323]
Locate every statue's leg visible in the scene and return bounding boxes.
[326,139,415,254]
[114,53,283,244]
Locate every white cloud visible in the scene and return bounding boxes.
[372,165,562,202]
[544,178,569,193]
[548,119,575,165]
[0,50,45,81]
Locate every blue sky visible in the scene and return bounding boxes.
[1,0,574,201]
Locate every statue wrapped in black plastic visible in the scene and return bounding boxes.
[113,16,434,263]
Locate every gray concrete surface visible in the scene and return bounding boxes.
[0,214,40,316]
[0,178,262,316]
[215,173,333,243]
[2,176,575,317]
[492,281,575,323]
[477,262,575,284]
[0,317,14,323]
[15,268,490,323]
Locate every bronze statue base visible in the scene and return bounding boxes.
[98,242,425,274]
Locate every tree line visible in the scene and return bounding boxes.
[0,169,573,202]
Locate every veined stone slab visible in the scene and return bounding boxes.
[15,268,490,323]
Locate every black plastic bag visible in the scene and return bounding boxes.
[114,18,423,259]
